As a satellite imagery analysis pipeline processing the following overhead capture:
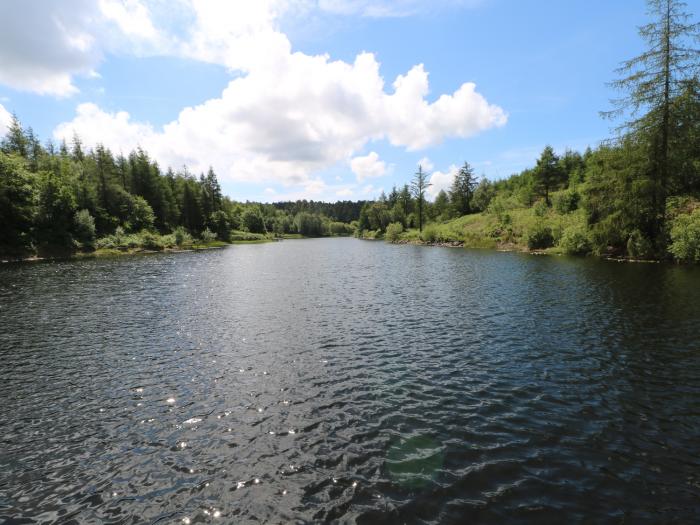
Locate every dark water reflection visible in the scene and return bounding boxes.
[1,238,700,524]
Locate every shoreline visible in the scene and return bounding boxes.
[0,243,230,264]
[383,237,667,264]
[0,235,355,264]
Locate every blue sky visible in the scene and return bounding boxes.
[0,0,659,201]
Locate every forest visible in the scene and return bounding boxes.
[0,123,363,257]
[1,0,698,263]
[356,0,700,264]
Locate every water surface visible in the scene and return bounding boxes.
[1,238,700,523]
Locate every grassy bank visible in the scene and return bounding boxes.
[378,189,609,257]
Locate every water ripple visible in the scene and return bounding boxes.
[1,239,700,523]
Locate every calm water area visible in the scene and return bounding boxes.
[1,238,700,523]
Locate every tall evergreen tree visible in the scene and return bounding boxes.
[0,152,36,254]
[604,0,700,240]
[450,161,478,216]
[398,184,412,217]
[533,146,563,206]
[1,115,28,157]
[411,165,431,232]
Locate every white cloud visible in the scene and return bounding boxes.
[53,103,156,155]
[49,0,506,198]
[317,0,483,17]
[0,103,13,137]
[351,151,387,182]
[427,164,458,200]
[99,0,158,40]
[418,156,434,172]
[0,0,159,96]
[55,52,505,191]
[180,0,292,72]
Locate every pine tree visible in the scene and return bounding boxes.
[533,146,563,206]
[450,161,478,216]
[1,115,28,157]
[604,0,700,240]
[398,184,412,217]
[411,165,431,232]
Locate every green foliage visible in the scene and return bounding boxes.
[173,226,192,246]
[0,152,35,254]
[139,230,165,250]
[554,189,580,214]
[432,190,451,221]
[230,230,267,241]
[294,212,325,236]
[411,165,431,231]
[242,207,266,233]
[527,224,554,250]
[487,194,518,225]
[208,210,231,240]
[558,225,592,255]
[125,195,155,232]
[450,162,478,215]
[471,179,496,212]
[73,209,96,248]
[626,229,654,259]
[533,146,565,205]
[329,221,354,236]
[95,229,168,251]
[35,171,77,252]
[200,228,217,243]
[358,201,391,233]
[669,209,700,262]
[533,200,549,217]
[420,224,440,243]
[385,222,404,242]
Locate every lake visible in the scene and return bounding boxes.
[1,238,700,524]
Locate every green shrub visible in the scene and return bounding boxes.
[626,229,653,259]
[385,222,404,242]
[554,190,580,214]
[174,226,192,246]
[139,230,164,250]
[487,195,518,222]
[73,209,96,249]
[527,224,554,249]
[230,230,266,241]
[669,209,700,263]
[420,224,439,243]
[200,228,217,243]
[533,200,549,217]
[558,225,591,255]
[361,229,381,240]
[329,221,354,236]
[589,212,627,255]
[124,195,155,232]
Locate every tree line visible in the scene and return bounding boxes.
[0,123,362,256]
[358,0,700,262]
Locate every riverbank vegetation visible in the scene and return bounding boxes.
[0,127,363,258]
[2,1,697,265]
[357,0,700,263]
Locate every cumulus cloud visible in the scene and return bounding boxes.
[53,103,156,155]
[427,164,458,200]
[0,0,160,96]
[0,103,13,137]
[317,0,482,17]
[180,0,291,72]
[98,0,159,40]
[351,152,387,181]
[48,0,505,197]
[418,156,434,172]
[55,52,505,191]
